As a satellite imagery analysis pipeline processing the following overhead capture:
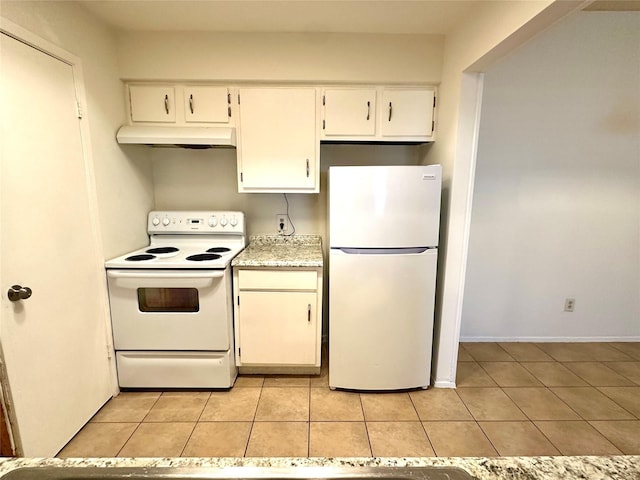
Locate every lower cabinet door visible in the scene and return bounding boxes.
[239,291,317,365]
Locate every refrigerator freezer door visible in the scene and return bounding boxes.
[329,248,437,390]
[329,165,441,248]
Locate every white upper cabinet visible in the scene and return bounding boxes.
[237,87,319,193]
[381,88,435,138]
[322,88,376,136]
[129,85,176,123]
[321,86,436,142]
[127,84,233,126]
[183,86,231,123]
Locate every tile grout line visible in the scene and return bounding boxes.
[116,391,164,457]
[114,421,143,458]
[358,393,373,457]
[593,386,640,420]
[585,418,633,454]
[307,384,311,457]
[139,391,163,423]
[470,357,568,456]
[243,382,264,457]
[560,361,628,388]
[452,387,499,456]
[178,391,211,457]
[114,392,164,457]
[408,391,437,456]
[601,361,640,386]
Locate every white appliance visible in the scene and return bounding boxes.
[328,165,441,390]
[105,211,245,388]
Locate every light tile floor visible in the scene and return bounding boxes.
[58,342,640,458]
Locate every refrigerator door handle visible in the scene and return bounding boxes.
[334,247,434,255]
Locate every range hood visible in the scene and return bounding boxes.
[116,126,236,148]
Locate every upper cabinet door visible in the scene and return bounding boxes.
[237,87,318,193]
[323,88,377,136]
[129,85,176,123]
[380,88,435,138]
[184,86,231,123]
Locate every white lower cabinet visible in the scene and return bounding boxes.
[233,268,322,372]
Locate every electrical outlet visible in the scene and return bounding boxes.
[276,214,290,234]
[564,298,576,312]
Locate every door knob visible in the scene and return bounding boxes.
[8,285,32,302]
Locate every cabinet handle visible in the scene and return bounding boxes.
[306,159,310,178]
[164,94,169,115]
[366,101,370,121]
[307,304,311,322]
[189,94,194,114]
[388,102,393,122]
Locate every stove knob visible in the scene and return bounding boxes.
[152,217,160,226]
[220,216,228,227]
[230,216,238,227]
[162,217,170,226]
[208,216,218,227]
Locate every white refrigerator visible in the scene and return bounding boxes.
[328,165,441,390]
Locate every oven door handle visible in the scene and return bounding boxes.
[108,270,225,279]
[107,270,225,289]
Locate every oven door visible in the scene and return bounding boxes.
[106,269,232,351]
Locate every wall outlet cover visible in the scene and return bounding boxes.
[276,214,291,233]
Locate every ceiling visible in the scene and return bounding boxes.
[78,0,640,35]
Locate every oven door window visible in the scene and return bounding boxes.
[137,288,199,313]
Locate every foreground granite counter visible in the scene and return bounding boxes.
[1,456,639,479]
[232,235,323,268]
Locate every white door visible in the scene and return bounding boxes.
[0,32,113,456]
[328,165,442,248]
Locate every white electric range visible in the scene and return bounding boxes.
[105,211,245,388]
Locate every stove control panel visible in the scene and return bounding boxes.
[148,211,245,235]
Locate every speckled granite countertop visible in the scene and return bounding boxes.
[232,235,323,268]
[1,456,639,479]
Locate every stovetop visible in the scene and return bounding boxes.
[105,211,246,270]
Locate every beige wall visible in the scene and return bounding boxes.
[117,31,444,84]
[423,0,585,386]
[462,12,640,341]
[1,1,155,259]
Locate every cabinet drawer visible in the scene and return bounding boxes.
[238,269,317,290]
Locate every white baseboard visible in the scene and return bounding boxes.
[459,336,640,342]
[432,380,456,389]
